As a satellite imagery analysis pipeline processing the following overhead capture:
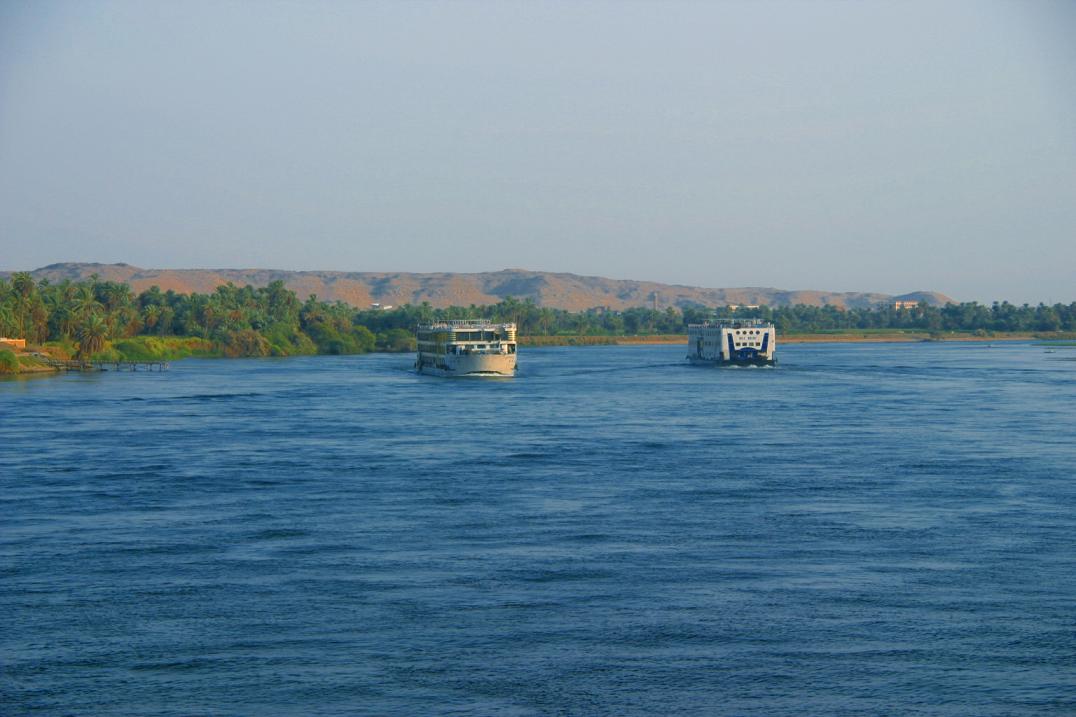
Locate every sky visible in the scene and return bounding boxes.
[1,0,1074,304]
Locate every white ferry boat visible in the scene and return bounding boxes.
[688,318,776,366]
[415,319,517,377]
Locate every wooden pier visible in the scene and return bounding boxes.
[42,358,169,372]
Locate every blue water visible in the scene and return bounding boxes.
[2,342,1075,716]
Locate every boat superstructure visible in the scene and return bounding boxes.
[688,318,776,366]
[415,319,517,377]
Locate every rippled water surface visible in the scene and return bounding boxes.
[3,342,1075,715]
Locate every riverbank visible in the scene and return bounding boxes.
[0,334,414,377]
[0,350,56,374]
[781,331,1044,344]
[521,331,1067,347]
[1,337,221,377]
[5,331,1069,379]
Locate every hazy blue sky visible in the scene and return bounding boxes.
[1,0,1074,303]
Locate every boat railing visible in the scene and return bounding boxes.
[456,347,509,355]
[688,319,774,329]
[419,320,517,330]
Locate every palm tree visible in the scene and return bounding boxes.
[143,304,161,332]
[101,282,133,312]
[10,272,34,299]
[10,272,35,337]
[72,284,104,319]
[30,300,49,344]
[50,304,75,341]
[77,314,108,358]
[0,303,16,337]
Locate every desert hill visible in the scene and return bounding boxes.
[3,263,954,311]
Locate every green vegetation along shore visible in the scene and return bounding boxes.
[1,271,1074,374]
[523,330,1074,348]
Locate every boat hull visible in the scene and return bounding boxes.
[688,356,776,367]
[416,353,516,377]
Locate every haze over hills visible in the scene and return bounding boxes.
[3,263,953,311]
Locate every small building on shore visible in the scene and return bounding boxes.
[0,337,27,350]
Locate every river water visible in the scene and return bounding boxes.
[2,342,1074,715]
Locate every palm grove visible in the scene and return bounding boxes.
[1,273,1074,360]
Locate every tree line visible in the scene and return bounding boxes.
[353,298,1076,336]
[0,274,381,358]
[1,273,1073,358]
[702,302,1076,334]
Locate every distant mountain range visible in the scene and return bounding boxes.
[3,263,954,311]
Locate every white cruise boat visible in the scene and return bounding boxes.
[688,318,776,366]
[415,320,517,377]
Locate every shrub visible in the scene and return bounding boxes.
[377,328,415,352]
[0,349,19,374]
[113,337,165,361]
[89,346,122,362]
[263,327,316,356]
[222,329,271,358]
[352,326,376,352]
[42,340,77,360]
[305,324,375,355]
